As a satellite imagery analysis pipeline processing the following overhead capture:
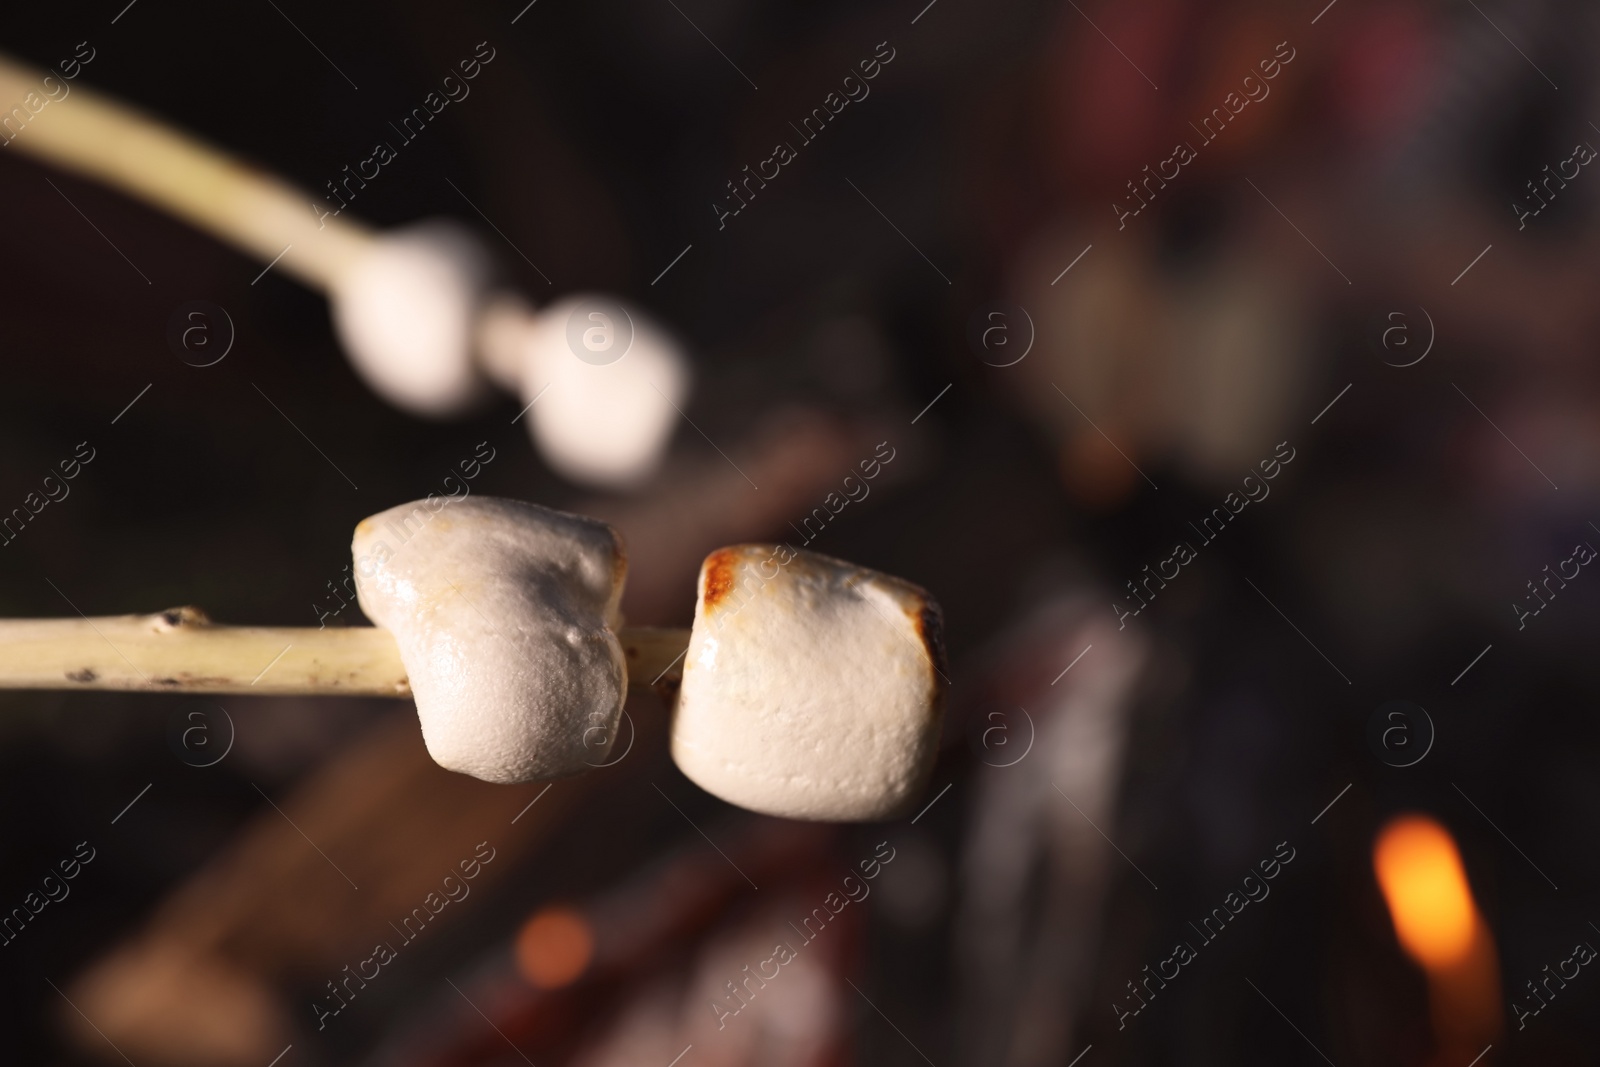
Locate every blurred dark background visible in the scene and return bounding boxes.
[3,0,1600,1064]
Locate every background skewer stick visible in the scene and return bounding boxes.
[0,608,689,697]
[0,53,376,291]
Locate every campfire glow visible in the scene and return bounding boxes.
[1374,815,1477,967]
[1373,814,1502,1062]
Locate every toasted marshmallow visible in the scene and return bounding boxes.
[672,545,946,821]
[331,221,494,418]
[352,497,627,783]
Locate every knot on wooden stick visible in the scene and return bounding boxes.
[152,606,213,632]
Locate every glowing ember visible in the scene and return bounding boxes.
[516,906,595,990]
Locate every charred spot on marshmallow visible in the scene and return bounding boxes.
[353,497,628,784]
[915,602,949,678]
[672,544,946,822]
[700,548,739,612]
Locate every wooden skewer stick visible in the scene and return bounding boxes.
[0,52,375,291]
[0,607,689,696]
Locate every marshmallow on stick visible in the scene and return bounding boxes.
[352,497,628,782]
[0,51,689,484]
[673,544,947,821]
[0,498,949,818]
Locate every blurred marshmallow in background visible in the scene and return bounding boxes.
[1008,224,1308,507]
[480,293,692,489]
[0,49,694,491]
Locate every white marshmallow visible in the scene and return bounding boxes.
[330,221,494,418]
[352,497,627,783]
[483,294,691,489]
[671,545,946,821]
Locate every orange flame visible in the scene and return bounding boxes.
[1374,815,1478,968]
[1373,814,1502,1063]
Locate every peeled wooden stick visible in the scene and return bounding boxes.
[0,607,689,697]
